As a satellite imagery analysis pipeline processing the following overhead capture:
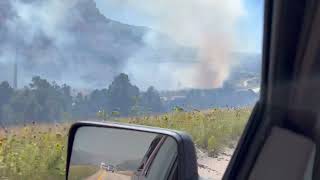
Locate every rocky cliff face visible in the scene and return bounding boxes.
[0,0,151,87]
[0,0,260,91]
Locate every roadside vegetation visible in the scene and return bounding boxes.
[0,108,250,179]
[0,124,68,179]
[121,108,250,156]
[0,74,166,126]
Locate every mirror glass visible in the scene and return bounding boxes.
[68,126,178,180]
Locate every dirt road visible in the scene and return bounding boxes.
[85,148,234,180]
[86,170,132,180]
[197,148,234,180]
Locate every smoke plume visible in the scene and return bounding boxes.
[0,0,142,88]
[0,0,246,90]
[98,0,245,89]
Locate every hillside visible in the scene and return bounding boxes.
[0,0,152,87]
[0,0,261,91]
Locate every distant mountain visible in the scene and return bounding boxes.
[161,88,258,110]
[0,0,261,91]
[231,52,261,75]
[0,0,198,88]
[159,52,261,109]
[0,0,163,87]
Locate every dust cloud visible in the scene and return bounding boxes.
[98,0,245,89]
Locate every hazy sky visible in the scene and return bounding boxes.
[92,0,264,89]
[94,0,264,53]
[0,0,264,90]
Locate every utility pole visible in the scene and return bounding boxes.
[13,17,18,89]
[13,62,18,89]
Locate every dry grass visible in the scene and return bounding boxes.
[120,108,251,155]
[0,108,251,179]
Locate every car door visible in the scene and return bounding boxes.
[224,0,320,179]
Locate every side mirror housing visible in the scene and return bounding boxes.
[66,121,198,180]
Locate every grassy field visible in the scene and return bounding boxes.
[120,108,250,155]
[0,108,250,179]
[0,124,68,180]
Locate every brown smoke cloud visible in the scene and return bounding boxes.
[196,33,233,88]
[99,0,246,89]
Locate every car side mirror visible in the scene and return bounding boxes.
[66,121,198,180]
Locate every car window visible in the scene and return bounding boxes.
[145,137,178,180]
[0,0,264,179]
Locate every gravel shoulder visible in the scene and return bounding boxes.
[197,147,234,180]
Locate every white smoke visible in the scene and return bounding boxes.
[97,0,246,89]
[0,0,119,88]
[0,0,78,86]
[0,0,247,90]
[9,0,77,46]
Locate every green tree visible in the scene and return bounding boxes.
[2,76,74,124]
[72,93,91,119]
[141,86,164,113]
[3,89,32,124]
[89,89,108,115]
[107,73,140,116]
[0,81,14,126]
[0,81,13,105]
